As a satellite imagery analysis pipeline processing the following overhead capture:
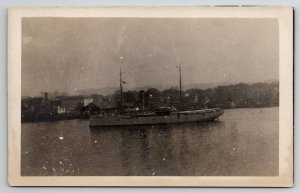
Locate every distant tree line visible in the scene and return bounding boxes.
[119,82,279,109]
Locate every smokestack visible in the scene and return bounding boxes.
[44,92,48,105]
[139,90,145,110]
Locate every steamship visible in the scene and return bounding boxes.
[89,65,224,127]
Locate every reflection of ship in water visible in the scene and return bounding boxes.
[89,121,224,175]
[89,64,224,127]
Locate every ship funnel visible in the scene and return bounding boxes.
[44,92,48,105]
[139,90,145,110]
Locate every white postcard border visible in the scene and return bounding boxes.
[8,6,294,187]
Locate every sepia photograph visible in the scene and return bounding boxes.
[8,7,293,186]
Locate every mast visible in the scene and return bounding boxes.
[120,68,123,108]
[258,82,261,102]
[179,64,182,103]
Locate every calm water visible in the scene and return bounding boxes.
[21,107,279,176]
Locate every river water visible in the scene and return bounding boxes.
[21,107,279,176]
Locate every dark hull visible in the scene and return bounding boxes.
[89,108,224,127]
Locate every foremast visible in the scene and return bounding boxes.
[179,64,182,103]
[120,68,123,109]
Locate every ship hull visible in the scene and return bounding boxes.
[89,108,224,127]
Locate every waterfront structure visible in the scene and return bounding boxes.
[57,95,85,113]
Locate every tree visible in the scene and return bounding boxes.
[146,88,161,98]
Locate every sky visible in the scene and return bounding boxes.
[22,18,279,97]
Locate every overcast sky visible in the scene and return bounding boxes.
[22,18,278,97]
